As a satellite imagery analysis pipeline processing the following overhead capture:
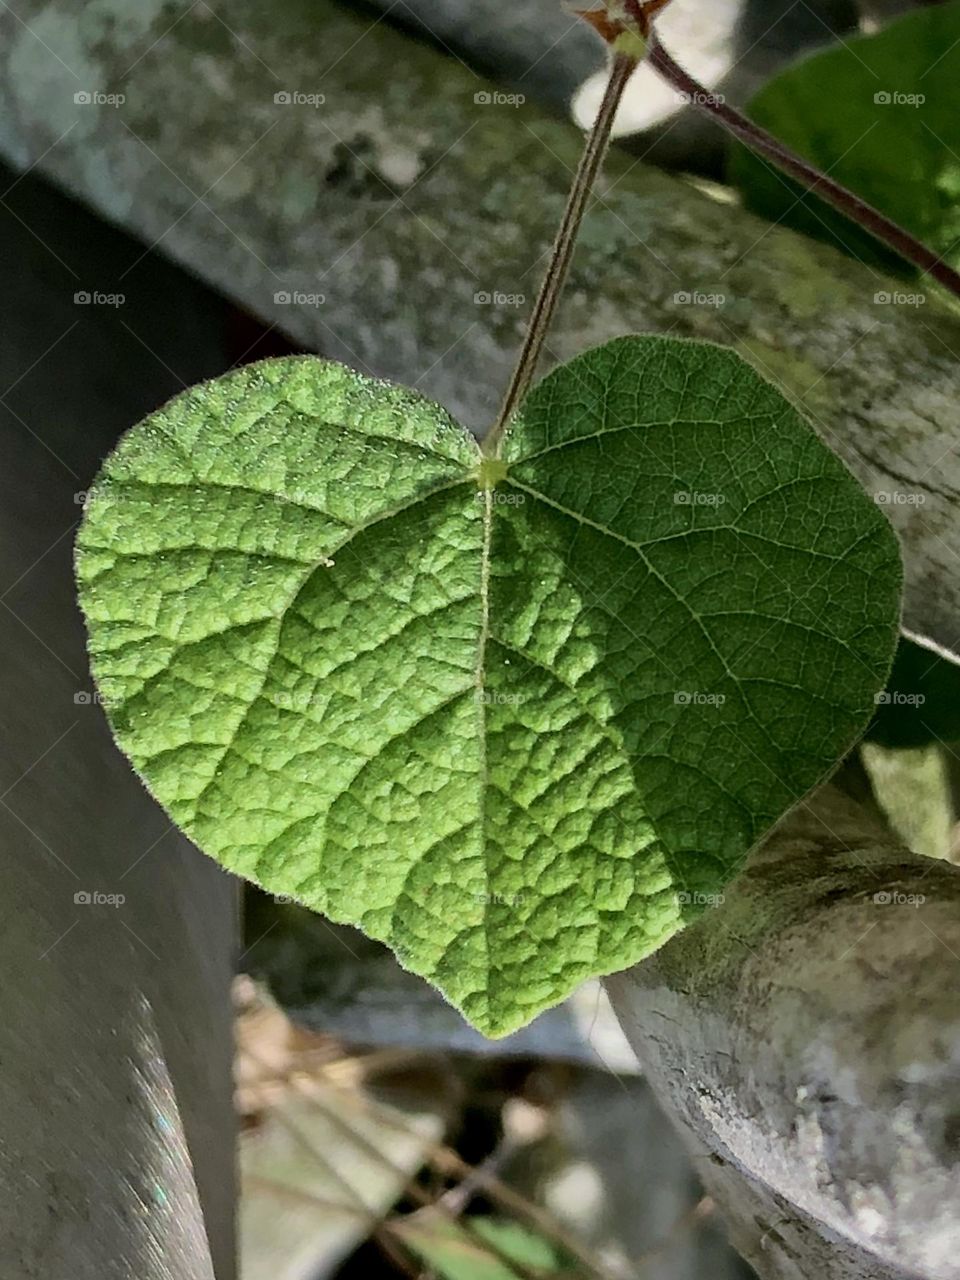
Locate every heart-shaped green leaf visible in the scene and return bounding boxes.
[77,336,901,1036]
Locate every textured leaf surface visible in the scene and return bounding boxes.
[76,339,901,1036]
[731,0,960,276]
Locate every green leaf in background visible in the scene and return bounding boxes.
[867,633,960,749]
[730,1,960,277]
[394,1212,575,1280]
[76,339,901,1037]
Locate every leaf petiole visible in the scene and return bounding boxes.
[484,51,638,454]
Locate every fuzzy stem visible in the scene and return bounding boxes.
[648,37,960,299]
[484,52,637,453]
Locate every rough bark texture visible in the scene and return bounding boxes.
[606,784,960,1280]
[1,0,957,659]
[0,167,236,1279]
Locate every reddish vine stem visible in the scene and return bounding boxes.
[647,37,960,300]
[488,16,959,450]
[485,52,637,451]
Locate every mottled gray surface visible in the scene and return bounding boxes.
[0,166,236,1279]
[607,784,960,1280]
